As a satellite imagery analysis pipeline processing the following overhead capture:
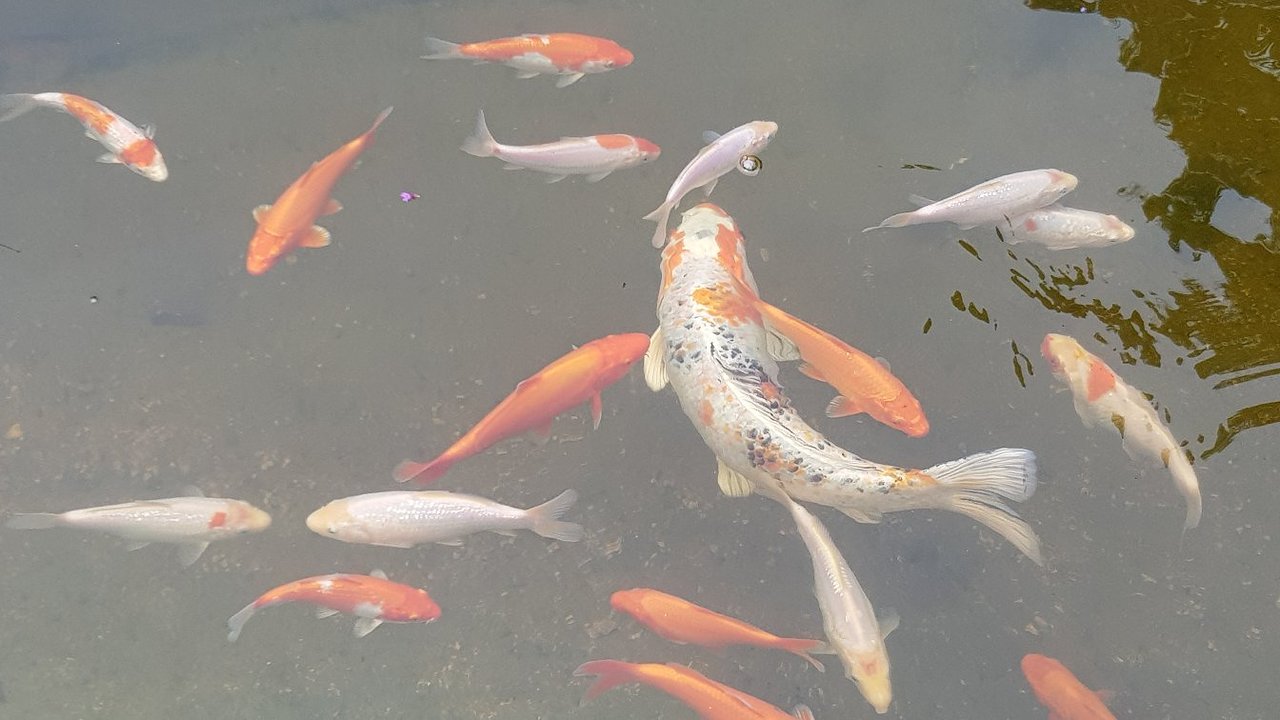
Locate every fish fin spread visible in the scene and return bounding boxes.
[826,395,865,418]
[320,198,343,216]
[315,607,340,619]
[643,328,669,391]
[252,204,272,222]
[176,541,209,567]
[0,93,39,123]
[838,505,884,523]
[584,170,612,183]
[862,211,917,232]
[526,489,583,542]
[701,130,722,143]
[529,421,554,445]
[368,568,388,580]
[878,609,900,638]
[907,194,935,207]
[573,659,637,703]
[299,225,331,249]
[393,455,453,485]
[762,320,801,361]
[180,484,205,497]
[5,512,62,529]
[590,392,603,430]
[226,603,256,642]
[125,540,153,551]
[924,448,1043,564]
[555,72,585,88]
[420,36,463,59]
[353,617,383,638]
[702,177,719,197]
[542,173,568,183]
[716,457,754,498]
[791,705,816,720]
[797,362,826,382]
[644,201,675,247]
[96,153,123,164]
[514,70,540,79]
[460,109,498,158]
[774,637,828,672]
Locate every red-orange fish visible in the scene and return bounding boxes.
[610,588,827,671]
[1021,653,1116,720]
[421,33,633,88]
[394,332,651,484]
[574,660,813,720]
[226,569,439,641]
[246,106,392,275]
[754,301,929,437]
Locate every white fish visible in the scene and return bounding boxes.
[784,495,896,715]
[643,121,778,247]
[864,169,1078,231]
[1002,204,1135,249]
[1041,333,1202,529]
[306,489,583,548]
[5,487,271,566]
[461,110,660,183]
[0,92,168,181]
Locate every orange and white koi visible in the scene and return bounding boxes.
[226,569,440,641]
[1041,333,1202,529]
[610,587,828,671]
[5,486,270,566]
[1021,653,1117,720]
[0,92,168,181]
[245,106,392,275]
[422,33,633,88]
[753,301,929,437]
[394,332,650,484]
[644,204,1041,562]
[574,660,814,720]
[461,110,659,183]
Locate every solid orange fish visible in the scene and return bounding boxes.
[394,332,651,484]
[421,33,633,88]
[754,301,929,437]
[610,588,827,671]
[1021,653,1116,720]
[246,106,393,275]
[574,660,813,720]
[226,569,439,642]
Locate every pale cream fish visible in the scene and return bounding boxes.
[864,169,1077,231]
[1002,205,1135,250]
[0,92,168,181]
[784,495,897,715]
[460,109,660,183]
[306,489,583,548]
[6,486,271,566]
[1041,333,1202,529]
[644,120,778,247]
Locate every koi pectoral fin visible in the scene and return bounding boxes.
[299,226,332,248]
[826,395,867,418]
[175,541,209,567]
[252,204,272,222]
[590,392,603,430]
[352,617,383,638]
[96,152,123,164]
[716,457,753,498]
[643,328,669,391]
[554,72,585,88]
[320,198,343,216]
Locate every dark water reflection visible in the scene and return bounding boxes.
[1023,0,1280,458]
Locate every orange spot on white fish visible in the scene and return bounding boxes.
[61,94,115,134]
[208,511,228,529]
[119,138,157,168]
[1085,358,1116,402]
[698,398,715,425]
[593,134,634,150]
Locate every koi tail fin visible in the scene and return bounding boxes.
[421,36,463,59]
[643,201,675,247]
[861,211,917,233]
[573,659,639,703]
[5,512,62,529]
[0,94,39,123]
[460,109,497,158]
[226,603,257,642]
[526,489,584,542]
[924,447,1043,564]
[774,636,829,672]
[392,456,453,485]
[368,106,394,135]
[1169,452,1202,530]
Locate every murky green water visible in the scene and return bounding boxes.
[0,0,1276,717]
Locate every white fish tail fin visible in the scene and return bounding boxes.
[460,109,497,158]
[421,36,463,59]
[526,489,584,542]
[1169,453,1202,530]
[0,94,39,123]
[924,448,1043,564]
[643,202,675,247]
[226,603,256,642]
[5,512,61,529]
[862,211,917,233]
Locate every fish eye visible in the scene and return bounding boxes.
[738,155,762,177]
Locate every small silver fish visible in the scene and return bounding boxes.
[1002,204,1134,249]
[306,489,583,548]
[864,169,1078,231]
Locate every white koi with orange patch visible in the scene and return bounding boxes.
[5,487,271,566]
[1003,205,1135,249]
[0,92,168,181]
[1041,333,1202,529]
[644,204,1042,563]
[461,110,660,183]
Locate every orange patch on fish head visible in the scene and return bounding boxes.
[634,138,661,157]
[119,138,156,167]
[228,502,272,532]
[593,134,634,150]
[62,94,116,134]
[1040,333,1069,374]
[408,588,442,620]
[1085,357,1116,402]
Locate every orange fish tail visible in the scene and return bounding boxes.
[573,659,638,703]
[392,456,452,485]
[774,637,828,672]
